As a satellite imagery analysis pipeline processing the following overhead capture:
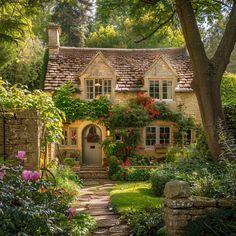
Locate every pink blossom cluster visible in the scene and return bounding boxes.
[16,151,26,160]
[22,170,40,181]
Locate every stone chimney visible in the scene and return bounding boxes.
[48,23,61,52]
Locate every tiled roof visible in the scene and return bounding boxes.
[44,47,193,92]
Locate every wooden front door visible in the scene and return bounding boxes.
[82,125,102,165]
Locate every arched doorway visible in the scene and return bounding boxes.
[82,124,102,165]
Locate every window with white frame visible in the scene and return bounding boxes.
[145,126,170,147]
[61,127,77,145]
[149,79,173,100]
[86,79,112,99]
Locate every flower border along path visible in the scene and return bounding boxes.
[73,179,130,236]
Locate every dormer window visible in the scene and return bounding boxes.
[86,79,112,99]
[149,79,173,100]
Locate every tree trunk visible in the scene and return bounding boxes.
[174,0,236,160]
[192,66,224,160]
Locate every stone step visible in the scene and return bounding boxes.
[79,171,108,179]
[80,166,107,171]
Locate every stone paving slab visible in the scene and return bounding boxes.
[76,179,130,236]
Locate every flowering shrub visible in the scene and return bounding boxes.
[0,155,95,235]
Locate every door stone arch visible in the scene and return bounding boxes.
[82,124,102,165]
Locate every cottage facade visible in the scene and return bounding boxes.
[45,23,201,166]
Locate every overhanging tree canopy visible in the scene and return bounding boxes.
[97,0,236,160]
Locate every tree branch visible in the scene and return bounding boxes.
[211,1,236,79]
[134,10,175,43]
[174,0,209,73]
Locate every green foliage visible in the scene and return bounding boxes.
[128,155,151,166]
[108,155,120,178]
[50,164,82,195]
[63,157,76,167]
[122,207,165,236]
[109,103,149,128]
[0,163,92,235]
[185,208,236,236]
[217,119,236,159]
[224,104,236,139]
[0,80,64,143]
[51,1,93,47]
[151,169,175,197]
[102,139,126,158]
[58,212,96,236]
[151,154,236,198]
[0,38,45,90]
[127,168,151,182]
[221,73,236,105]
[53,82,111,123]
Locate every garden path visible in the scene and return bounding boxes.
[72,179,130,236]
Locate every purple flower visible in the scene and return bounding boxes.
[16,151,26,160]
[22,170,40,181]
[31,171,40,180]
[0,165,6,180]
[68,208,77,220]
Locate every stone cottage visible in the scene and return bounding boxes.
[44,23,201,167]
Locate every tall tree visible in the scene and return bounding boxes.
[51,1,93,47]
[97,0,236,160]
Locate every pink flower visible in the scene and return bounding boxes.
[22,170,40,181]
[68,208,77,220]
[16,151,26,160]
[0,165,6,180]
[22,170,32,181]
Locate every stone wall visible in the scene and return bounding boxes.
[164,180,236,236]
[0,110,41,170]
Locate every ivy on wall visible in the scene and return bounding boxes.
[52,82,111,123]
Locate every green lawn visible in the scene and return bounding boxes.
[110,182,164,213]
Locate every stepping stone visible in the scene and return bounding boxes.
[87,210,116,216]
[89,203,109,208]
[93,227,109,236]
[96,218,120,228]
[109,225,129,233]
[93,215,119,221]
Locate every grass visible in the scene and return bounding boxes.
[110,182,164,213]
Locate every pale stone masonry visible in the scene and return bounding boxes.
[164,181,236,236]
[0,110,41,170]
[45,23,202,163]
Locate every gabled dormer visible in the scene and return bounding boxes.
[78,52,117,100]
[143,56,179,102]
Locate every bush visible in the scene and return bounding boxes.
[127,168,151,181]
[151,169,175,196]
[102,139,126,159]
[0,163,95,235]
[185,208,236,236]
[122,206,165,236]
[151,156,236,198]
[108,155,120,178]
